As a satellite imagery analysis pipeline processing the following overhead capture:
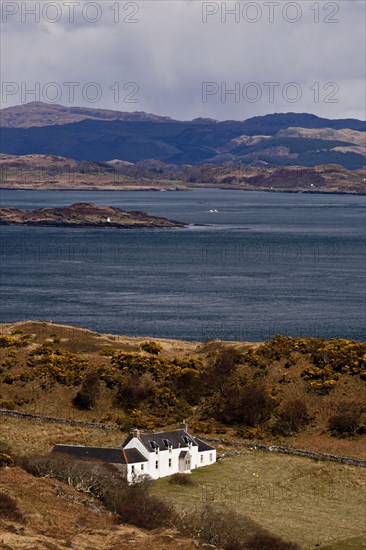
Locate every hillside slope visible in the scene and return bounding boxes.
[0,101,172,128]
[1,153,364,193]
[0,321,365,459]
[1,103,365,168]
[0,467,196,550]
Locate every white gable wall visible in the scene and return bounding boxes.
[197,449,216,468]
[124,436,150,459]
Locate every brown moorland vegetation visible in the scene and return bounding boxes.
[0,321,365,549]
[1,153,365,194]
[0,466,200,550]
[0,321,365,458]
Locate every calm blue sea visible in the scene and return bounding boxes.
[0,189,365,342]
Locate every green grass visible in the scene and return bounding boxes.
[152,451,366,549]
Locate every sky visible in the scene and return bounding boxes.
[1,0,365,121]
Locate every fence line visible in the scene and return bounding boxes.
[0,409,118,430]
[201,437,366,468]
[1,409,365,467]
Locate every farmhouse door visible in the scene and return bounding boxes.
[179,451,191,472]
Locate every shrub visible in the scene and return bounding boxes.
[204,348,242,391]
[27,348,89,385]
[218,385,276,426]
[328,414,356,437]
[32,455,176,535]
[0,453,13,468]
[169,473,195,485]
[109,352,203,413]
[0,400,16,410]
[246,532,300,550]
[328,410,361,437]
[0,336,20,348]
[73,371,100,410]
[114,488,176,529]
[0,493,24,522]
[177,505,299,550]
[114,373,156,410]
[328,401,363,437]
[21,454,174,530]
[21,453,126,499]
[274,399,309,436]
[0,443,13,455]
[140,341,162,355]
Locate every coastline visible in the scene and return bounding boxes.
[1,185,365,196]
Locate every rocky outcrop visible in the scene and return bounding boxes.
[0,203,186,228]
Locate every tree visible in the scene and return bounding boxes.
[274,399,309,435]
[72,371,100,410]
[204,348,242,392]
[114,373,155,410]
[328,401,362,437]
[219,384,275,426]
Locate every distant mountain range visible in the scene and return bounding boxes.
[0,102,365,169]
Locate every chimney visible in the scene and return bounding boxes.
[180,421,188,432]
[132,429,140,439]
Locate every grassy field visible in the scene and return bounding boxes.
[0,416,126,455]
[152,451,366,550]
[1,416,365,549]
[319,536,366,549]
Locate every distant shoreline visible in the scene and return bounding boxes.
[0,185,365,196]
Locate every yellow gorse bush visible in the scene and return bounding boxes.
[0,453,13,467]
[245,335,366,393]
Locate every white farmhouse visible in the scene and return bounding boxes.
[53,423,216,483]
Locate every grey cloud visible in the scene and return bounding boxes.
[1,0,365,120]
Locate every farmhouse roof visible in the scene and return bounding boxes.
[52,444,147,464]
[194,438,215,452]
[123,429,199,453]
[124,448,148,464]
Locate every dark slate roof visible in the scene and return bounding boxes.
[179,450,189,459]
[124,448,148,463]
[52,445,147,464]
[123,430,216,454]
[123,429,198,453]
[193,438,216,452]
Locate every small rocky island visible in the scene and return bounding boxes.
[0,203,186,229]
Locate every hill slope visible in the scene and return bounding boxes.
[0,321,365,459]
[0,466,197,550]
[0,101,172,128]
[1,153,364,193]
[0,103,364,168]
